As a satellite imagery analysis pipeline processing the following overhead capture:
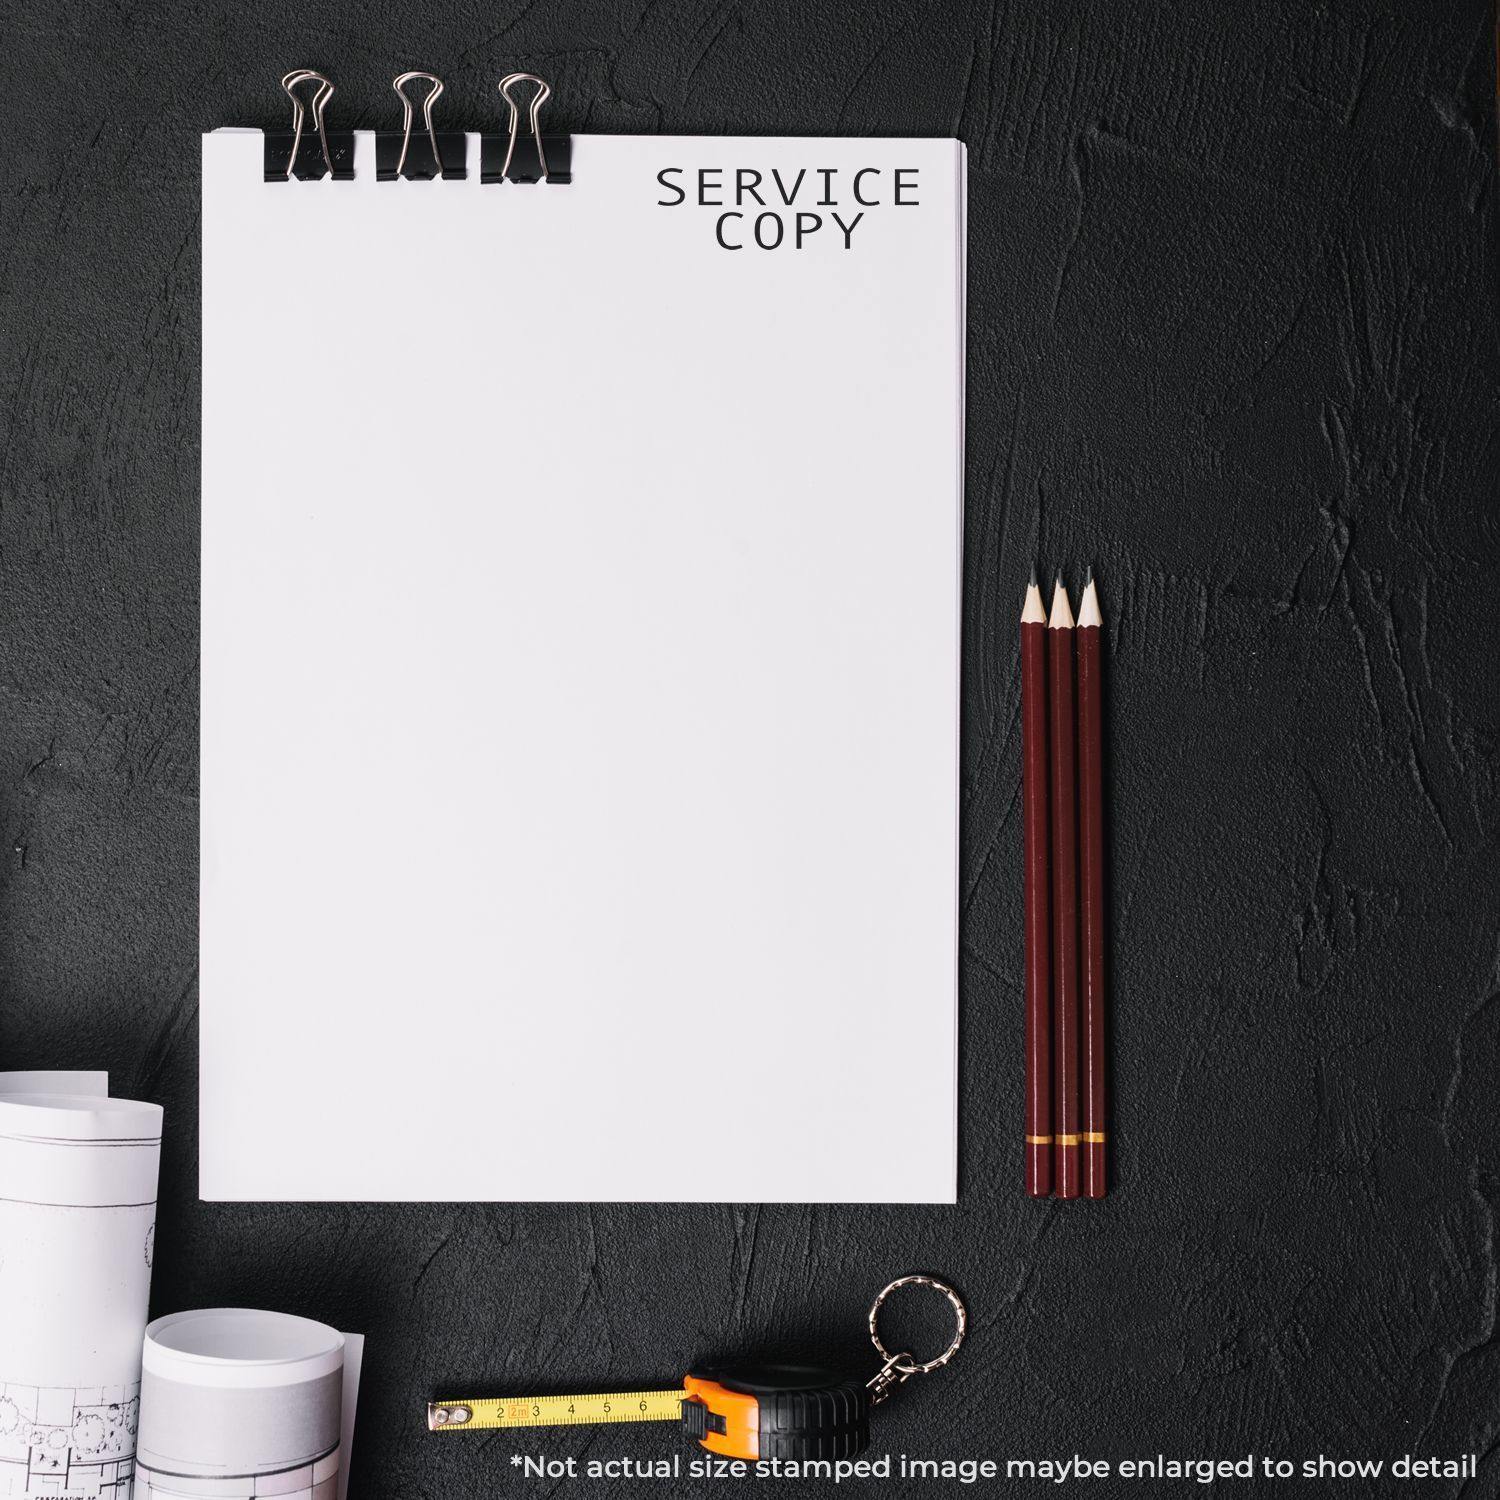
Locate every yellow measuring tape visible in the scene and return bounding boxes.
[429,1391,684,1432]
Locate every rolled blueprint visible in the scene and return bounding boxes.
[137,1311,352,1500]
[0,1079,164,1498]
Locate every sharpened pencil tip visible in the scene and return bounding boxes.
[1030,566,1038,587]
[1078,575,1102,628]
[1021,578,1046,624]
[1085,563,1093,585]
[1048,577,1075,629]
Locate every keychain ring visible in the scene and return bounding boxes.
[868,1274,967,1376]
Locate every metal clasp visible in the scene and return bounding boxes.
[866,1350,916,1407]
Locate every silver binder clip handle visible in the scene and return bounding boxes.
[392,71,445,179]
[498,72,552,182]
[281,69,336,181]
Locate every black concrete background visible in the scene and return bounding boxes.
[3,2,1499,1496]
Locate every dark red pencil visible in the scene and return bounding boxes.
[1048,577,1081,1199]
[1077,571,1107,1198]
[1020,575,1052,1196]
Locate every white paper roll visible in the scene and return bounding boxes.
[137,1312,347,1500]
[0,1081,163,1499]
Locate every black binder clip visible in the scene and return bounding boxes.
[264,70,355,182]
[376,72,467,181]
[481,73,572,185]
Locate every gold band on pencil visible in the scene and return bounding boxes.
[1025,1134,1053,1145]
[1056,1134,1080,1147]
[1081,1132,1106,1143]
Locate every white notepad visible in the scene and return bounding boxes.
[200,129,965,1202]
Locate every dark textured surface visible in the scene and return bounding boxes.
[3,3,1499,1496]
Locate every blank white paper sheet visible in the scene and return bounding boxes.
[200,130,965,1202]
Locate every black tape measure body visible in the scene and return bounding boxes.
[683,1363,870,1462]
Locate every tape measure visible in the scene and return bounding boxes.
[428,1274,966,1464]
